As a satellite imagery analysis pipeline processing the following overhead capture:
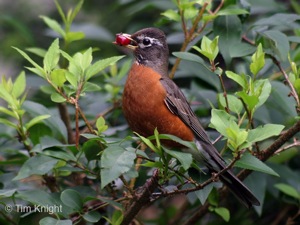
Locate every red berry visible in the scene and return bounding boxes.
[115,33,131,45]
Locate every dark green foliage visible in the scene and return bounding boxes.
[0,0,300,225]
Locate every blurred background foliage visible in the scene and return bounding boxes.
[0,0,300,225]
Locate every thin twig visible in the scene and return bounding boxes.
[169,2,209,79]
[274,138,300,154]
[269,54,300,111]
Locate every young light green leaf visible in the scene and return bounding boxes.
[193,36,219,61]
[250,43,265,76]
[81,47,93,71]
[12,71,26,98]
[0,118,18,129]
[65,31,85,43]
[213,207,230,222]
[13,47,45,77]
[234,152,279,176]
[96,116,108,134]
[44,39,60,73]
[135,132,158,153]
[161,9,180,21]
[0,106,16,118]
[111,210,123,225]
[40,16,66,37]
[236,91,259,110]
[51,93,66,103]
[60,189,83,211]
[275,183,300,200]
[26,47,47,58]
[101,145,136,188]
[218,94,243,114]
[225,71,247,89]
[210,109,236,137]
[25,114,51,130]
[226,122,248,151]
[247,124,284,143]
[50,69,67,87]
[86,56,125,80]
[254,79,272,108]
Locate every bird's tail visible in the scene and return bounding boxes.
[219,169,260,208]
[194,138,260,208]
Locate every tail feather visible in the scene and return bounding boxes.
[194,138,260,208]
[220,170,260,208]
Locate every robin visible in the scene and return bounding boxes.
[114,27,260,208]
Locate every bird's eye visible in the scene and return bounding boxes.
[143,38,151,46]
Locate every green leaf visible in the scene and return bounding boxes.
[111,210,123,225]
[65,31,85,43]
[226,122,248,150]
[236,91,259,110]
[14,155,58,180]
[96,116,108,134]
[13,47,45,77]
[83,211,102,223]
[254,79,272,108]
[213,15,242,65]
[261,30,289,61]
[172,52,205,64]
[135,133,158,153]
[0,118,18,129]
[210,109,236,137]
[17,189,58,207]
[250,43,265,76]
[26,47,47,57]
[214,207,230,222]
[39,218,72,225]
[44,39,60,73]
[86,56,125,80]
[40,16,66,37]
[161,9,180,21]
[0,189,17,197]
[0,106,16,118]
[50,69,67,87]
[247,124,284,143]
[51,93,66,103]
[25,114,51,130]
[274,183,300,200]
[164,148,193,170]
[218,94,243,114]
[194,183,215,205]
[225,71,247,89]
[43,149,77,162]
[12,71,26,98]
[193,36,219,61]
[234,152,279,176]
[60,189,83,211]
[101,146,136,188]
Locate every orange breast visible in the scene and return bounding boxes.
[122,64,194,147]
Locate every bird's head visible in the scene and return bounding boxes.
[114,27,169,76]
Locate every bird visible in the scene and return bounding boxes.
[114,27,260,208]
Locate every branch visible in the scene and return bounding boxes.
[121,170,160,225]
[184,120,300,224]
